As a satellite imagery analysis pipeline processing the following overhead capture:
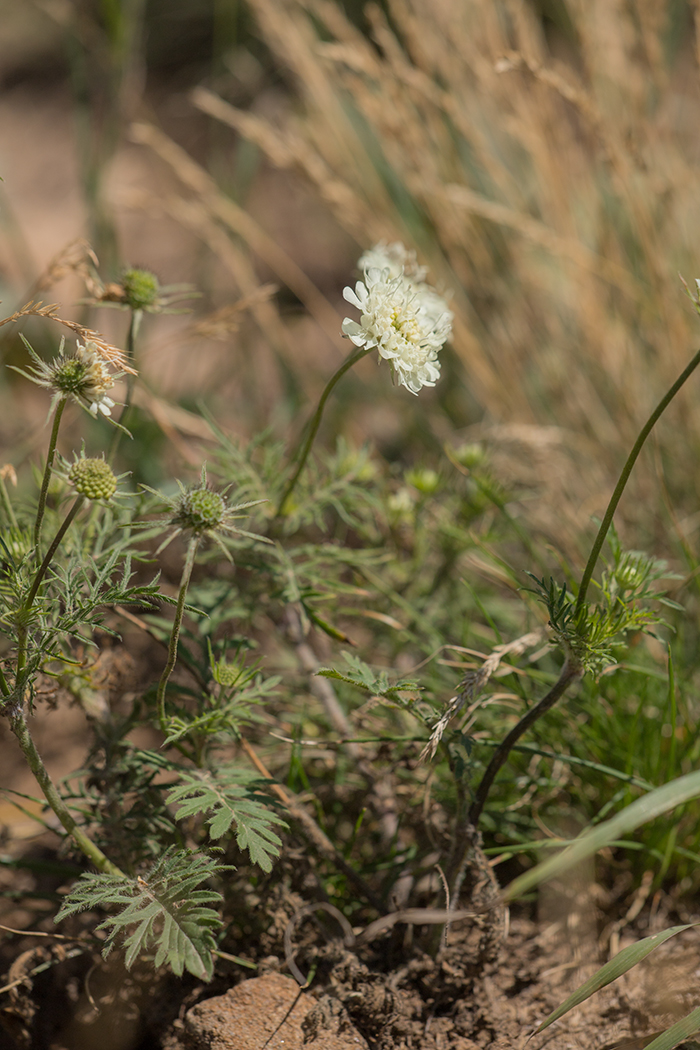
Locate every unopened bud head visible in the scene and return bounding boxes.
[122,268,160,311]
[175,488,226,534]
[69,458,117,501]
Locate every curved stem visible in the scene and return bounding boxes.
[276,345,372,516]
[468,659,582,829]
[26,497,85,614]
[156,535,199,734]
[575,347,700,616]
[8,708,124,876]
[34,399,67,564]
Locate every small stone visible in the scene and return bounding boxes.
[182,974,368,1050]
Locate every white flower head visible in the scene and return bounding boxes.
[358,241,454,329]
[74,340,117,416]
[14,335,119,419]
[341,246,452,394]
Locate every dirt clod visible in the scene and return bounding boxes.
[181,973,368,1050]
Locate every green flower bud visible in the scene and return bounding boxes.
[405,467,440,494]
[175,487,226,533]
[452,442,486,470]
[69,458,117,501]
[122,268,160,311]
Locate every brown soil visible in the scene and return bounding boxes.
[2,887,699,1050]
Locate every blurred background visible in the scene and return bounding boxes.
[2,0,700,553]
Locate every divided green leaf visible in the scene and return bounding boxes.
[165,767,287,872]
[55,848,227,979]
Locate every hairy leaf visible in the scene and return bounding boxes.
[55,848,226,979]
[166,767,286,872]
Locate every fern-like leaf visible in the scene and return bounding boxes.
[166,767,286,873]
[55,848,227,979]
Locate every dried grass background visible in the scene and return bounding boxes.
[3,1,700,560]
[176,0,700,556]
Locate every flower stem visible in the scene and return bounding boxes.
[109,308,141,461]
[27,497,85,614]
[17,497,85,684]
[7,707,124,876]
[468,659,582,830]
[276,345,372,516]
[575,346,700,616]
[34,399,66,564]
[156,535,199,734]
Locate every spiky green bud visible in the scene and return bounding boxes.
[174,488,226,533]
[69,458,117,501]
[122,268,160,311]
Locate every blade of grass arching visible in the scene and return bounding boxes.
[594,785,637,825]
[535,923,699,1033]
[478,740,654,792]
[504,769,700,900]
[483,838,650,857]
[641,1005,700,1050]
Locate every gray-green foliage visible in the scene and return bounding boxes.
[2,261,698,1015]
[527,530,679,675]
[55,848,228,978]
[166,768,286,872]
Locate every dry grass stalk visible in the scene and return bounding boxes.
[115,184,303,393]
[421,629,547,760]
[32,238,100,295]
[193,0,700,541]
[0,301,134,374]
[128,121,346,352]
[190,287,279,341]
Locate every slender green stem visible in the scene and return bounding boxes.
[0,473,18,528]
[34,400,67,564]
[156,535,199,734]
[468,659,582,830]
[17,497,85,683]
[8,708,124,876]
[575,347,700,616]
[109,308,141,460]
[26,497,85,614]
[276,345,372,516]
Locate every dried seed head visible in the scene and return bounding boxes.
[69,458,117,501]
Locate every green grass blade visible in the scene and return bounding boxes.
[536,924,698,1033]
[504,769,700,900]
[641,1006,700,1050]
